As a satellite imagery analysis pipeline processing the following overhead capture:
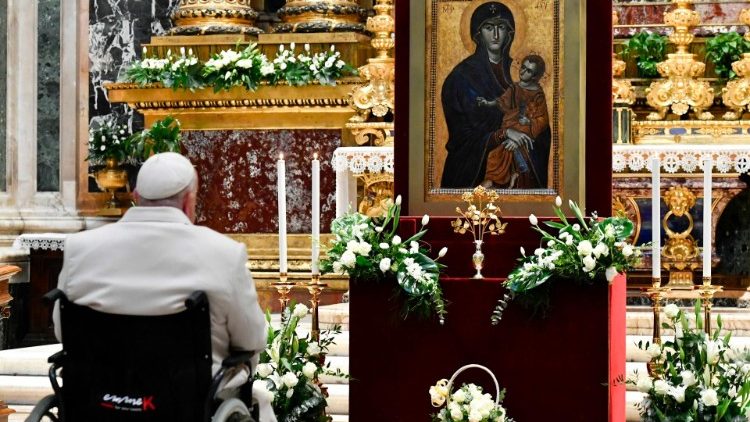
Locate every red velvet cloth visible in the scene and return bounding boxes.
[349,217,626,422]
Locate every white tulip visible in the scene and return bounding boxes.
[180,46,185,56]
[528,214,538,226]
[292,303,309,318]
[395,195,402,206]
[142,46,147,55]
[605,266,618,282]
[379,242,389,250]
[438,247,448,258]
[555,196,562,207]
[304,43,310,52]
[422,214,430,226]
[520,247,526,257]
[290,42,296,50]
[392,235,402,245]
[379,258,391,273]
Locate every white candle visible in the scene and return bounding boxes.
[278,153,288,274]
[651,158,661,280]
[703,158,712,279]
[311,153,320,275]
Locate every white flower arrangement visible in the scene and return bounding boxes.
[254,303,347,421]
[491,198,641,324]
[123,43,357,91]
[629,302,750,421]
[320,196,448,322]
[429,379,512,422]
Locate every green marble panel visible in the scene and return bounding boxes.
[37,0,60,192]
[0,0,6,191]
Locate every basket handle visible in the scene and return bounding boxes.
[445,364,500,407]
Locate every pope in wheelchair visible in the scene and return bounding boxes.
[27,153,273,422]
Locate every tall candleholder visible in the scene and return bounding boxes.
[307,274,328,342]
[697,277,723,335]
[272,272,296,315]
[646,278,670,377]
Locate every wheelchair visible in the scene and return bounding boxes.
[26,289,257,422]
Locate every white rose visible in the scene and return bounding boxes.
[701,388,719,406]
[680,370,696,387]
[577,240,594,256]
[593,243,609,258]
[653,379,669,395]
[307,342,320,356]
[529,214,538,226]
[664,304,680,319]
[286,389,294,398]
[392,235,402,246]
[449,406,462,420]
[636,376,652,393]
[340,251,356,267]
[302,361,317,379]
[292,303,309,318]
[452,389,466,403]
[256,363,274,378]
[281,372,299,388]
[582,255,596,272]
[572,224,580,231]
[622,244,634,257]
[410,241,420,254]
[252,381,275,403]
[379,242,389,250]
[379,258,391,273]
[605,266,618,282]
[669,385,686,403]
[438,247,448,258]
[468,409,482,422]
[729,386,738,398]
[647,343,661,358]
[520,247,526,257]
[555,196,562,207]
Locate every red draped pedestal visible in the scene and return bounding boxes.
[349,217,625,422]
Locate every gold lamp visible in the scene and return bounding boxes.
[646,0,714,120]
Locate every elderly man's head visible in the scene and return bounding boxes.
[134,152,198,222]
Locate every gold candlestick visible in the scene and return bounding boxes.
[697,276,722,335]
[646,279,670,378]
[307,274,328,342]
[273,272,296,315]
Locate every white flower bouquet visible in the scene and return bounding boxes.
[429,365,513,422]
[126,47,202,90]
[320,196,448,322]
[86,121,132,165]
[629,302,750,421]
[202,44,266,92]
[491,198,640,323]
[254,303,347,422]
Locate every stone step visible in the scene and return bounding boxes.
[627,306,750,337]
[627,391,645,422]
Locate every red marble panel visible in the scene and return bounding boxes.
[614,3,746,37]
[182,129,340,233]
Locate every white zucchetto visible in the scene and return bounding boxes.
[135,152,195,200]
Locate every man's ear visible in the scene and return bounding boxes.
[133,190,141,205]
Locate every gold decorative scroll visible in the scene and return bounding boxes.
[276,0,368,33]
[646,0,714,121]
[661,186,700,289]
[169,0,262,35]
[612,11,635,105]
[722,8,750,120]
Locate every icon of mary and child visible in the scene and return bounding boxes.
[440,2,552,191]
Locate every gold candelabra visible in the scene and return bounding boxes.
[272,272,296,314]
[697,277,722,335]
[169,0,262,35]
[661,186,700,289]
[721,8,750,120]
[271,272,329,342]
[612,11,635,106]
[646,278,670,377]
[646,0,714,121]
[275,0,368,34]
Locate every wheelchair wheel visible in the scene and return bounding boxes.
[212,398,254,422]
[25,394,60,422]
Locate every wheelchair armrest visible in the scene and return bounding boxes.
[43,289,65,306]
[47,350,65,365]
[222,351,254,369]
[185,291,208,309]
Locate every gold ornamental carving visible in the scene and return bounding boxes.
[721,8,750,120]
[275,0,368,34]
[646,0,714,121]
[358,173,395,217]
[169,0,262,35]
[661,186,700,289]
[612,11,635,105]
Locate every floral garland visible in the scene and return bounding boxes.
[124,43,357,91]
[491,197,641,324]
[320,196,448,323]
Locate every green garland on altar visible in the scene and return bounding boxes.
[123,43,358,92]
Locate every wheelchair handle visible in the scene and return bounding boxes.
[43,289,66,306]
[185,291,208,309]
